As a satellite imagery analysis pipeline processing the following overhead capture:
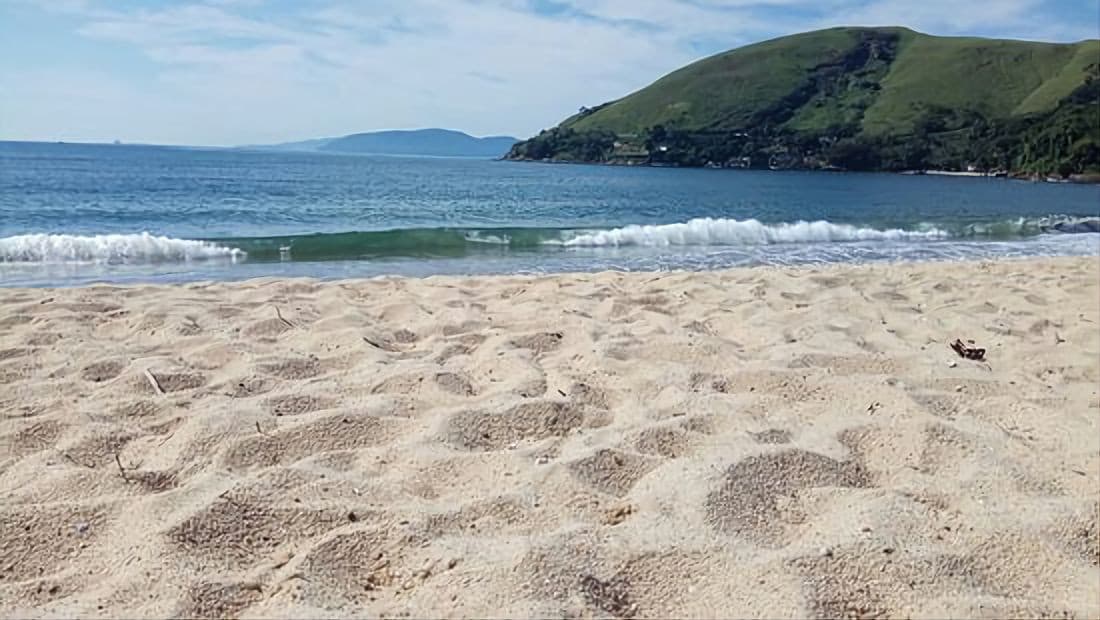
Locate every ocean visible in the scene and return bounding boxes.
[1,140,1097,287]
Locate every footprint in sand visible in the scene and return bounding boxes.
[434,371,477,396]
[224,375,276,398]
[445,400,588,451]
[174,581,264,620]
[241,317,292,340]
[517,534,700,618]
[224,411,405,468]
[0,505,107,581]
[705,449,872,546]
[633,426,692,459]
[434,333,486,363]
[4,418,64,456]
[144,370,207,393]
[111,399,161,419]
[0,347,31,361]
[300,527,404,603]
[258,357,322,381]
[511,331,564,355]
[749,428,793,444]
[167,493,342,570]
[568,448,659,497]
[80,359,128,383]
[265,394,338,417]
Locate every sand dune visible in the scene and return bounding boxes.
[1,256,1097,618]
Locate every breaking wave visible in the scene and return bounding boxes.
[2,215,1095,264]
[0,233,245,264]
[561,218,950,247]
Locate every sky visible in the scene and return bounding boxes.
[1,0,1097,146]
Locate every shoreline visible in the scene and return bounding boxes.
[503,157,1100,184]
[2,255,1097,617]
[3,251,1100,290]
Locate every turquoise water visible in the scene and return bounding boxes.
[1,140,1097,286]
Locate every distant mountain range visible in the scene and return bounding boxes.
[246,129,519,158]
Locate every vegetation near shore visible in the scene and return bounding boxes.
[506,27,1100,177]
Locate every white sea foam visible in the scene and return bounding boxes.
[0,233,244,264]
[561,218,950,247]
[464,232,511,245]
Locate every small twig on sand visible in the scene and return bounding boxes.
[362,336,385,350]
[255,420,271,436]
[275,306,295,329]
[61,451,95,469]
[114,452,129,479]
[144,369,165,396]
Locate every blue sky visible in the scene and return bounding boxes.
[1,0,1096,146]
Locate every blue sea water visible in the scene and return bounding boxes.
[1,140,1097,286]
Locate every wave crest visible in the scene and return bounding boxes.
[561,218,950,247]
[0,233,244,264]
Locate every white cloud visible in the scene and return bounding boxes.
[2,0,1093,145]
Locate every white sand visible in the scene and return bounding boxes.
[1,256,1097,618]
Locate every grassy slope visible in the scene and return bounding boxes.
[781,30,901,133]
[861,32,1091,133]
[562,27,1098,138]
[566,28,866,134]
[1014,42,1100,114]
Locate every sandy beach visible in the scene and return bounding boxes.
[1,256,1097,618]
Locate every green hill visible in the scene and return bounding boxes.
[507,27,1100,176]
